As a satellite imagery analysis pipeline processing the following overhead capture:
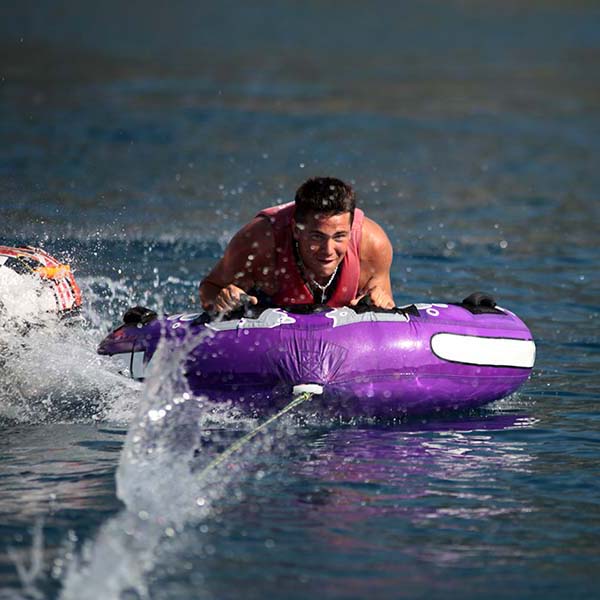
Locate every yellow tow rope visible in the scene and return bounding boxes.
[197,391,315,479]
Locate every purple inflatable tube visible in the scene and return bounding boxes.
[98,295,535,418]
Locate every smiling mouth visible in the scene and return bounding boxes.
[317,259,337,267]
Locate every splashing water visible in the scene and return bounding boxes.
[0,269,60,326]
[5,520,46,600]
[0,271,141,424]
[58,315,304,599]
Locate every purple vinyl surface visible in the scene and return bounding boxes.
[98,303,535,417]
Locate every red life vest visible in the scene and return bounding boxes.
[257,202,364,307]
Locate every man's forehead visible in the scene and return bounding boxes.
[302,211,352,230]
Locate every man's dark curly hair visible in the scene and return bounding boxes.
[294,177,356,223]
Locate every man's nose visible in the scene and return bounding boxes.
[324,237,336,254]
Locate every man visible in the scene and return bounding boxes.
[199,177,395,312]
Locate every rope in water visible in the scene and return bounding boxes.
[197,391,315,479]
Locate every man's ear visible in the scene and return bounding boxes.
[291,219,302,241]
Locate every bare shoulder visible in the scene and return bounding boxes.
[233,217,273,240]
[202,215,276,291]
[361,216,393,263]
[229,215,275,256]
[357,215,394,298]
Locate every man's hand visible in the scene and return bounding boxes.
[213,284,258,313]
[350,284,395,310]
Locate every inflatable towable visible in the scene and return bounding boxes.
[0,245,82,318]
[98,293,535,417]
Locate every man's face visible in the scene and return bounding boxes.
[293,211,352,283]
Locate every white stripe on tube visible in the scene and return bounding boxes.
[431,333,536,368]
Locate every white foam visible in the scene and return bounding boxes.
[0,273,143,424]
[0,268,59,324]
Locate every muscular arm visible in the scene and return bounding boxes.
[199,217,275,311]
[353,217,395,309]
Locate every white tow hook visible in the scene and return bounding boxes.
[292,383,324,396]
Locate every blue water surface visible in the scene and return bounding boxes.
[1,1,599,598]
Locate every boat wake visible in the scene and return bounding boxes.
[0,272,141,425]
